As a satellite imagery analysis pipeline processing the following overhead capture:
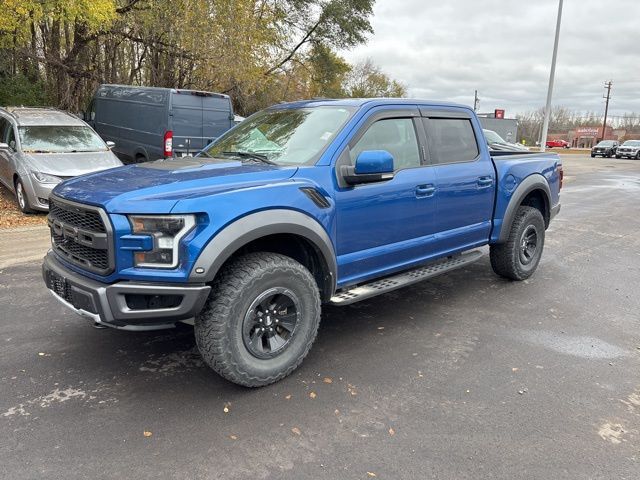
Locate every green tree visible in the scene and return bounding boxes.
[344,59,406,98]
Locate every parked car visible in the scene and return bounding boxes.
[546,139,570,149]
[0,107,122,212]
[483,129,529,152]
[615,140,640,159]
[591,140,619,158]
[43,98,562,387]
[85,84,235,163]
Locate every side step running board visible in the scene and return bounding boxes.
[329,250,484,306]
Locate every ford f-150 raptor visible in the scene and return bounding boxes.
[42,98,562,387]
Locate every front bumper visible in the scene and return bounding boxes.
[617,150,639,157]
[42,251,210,330]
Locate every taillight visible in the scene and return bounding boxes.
[558,164,564,190]
[163,130,173,157]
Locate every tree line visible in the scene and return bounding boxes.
[0,0,406,115]
[516,106,640,144]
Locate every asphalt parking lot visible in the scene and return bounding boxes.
[1,155,639,479]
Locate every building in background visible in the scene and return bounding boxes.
[477,110,519,144]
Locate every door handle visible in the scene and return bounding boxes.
[477,176,493,188]
[415,184,436,198]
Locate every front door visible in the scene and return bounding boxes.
[334,109,438,287]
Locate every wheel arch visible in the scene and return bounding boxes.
[497,174,551,243]
[190,210,337,302]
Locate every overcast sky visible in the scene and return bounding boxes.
[342,0,640,118]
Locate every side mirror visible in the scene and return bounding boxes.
[77,111,86,121]
[342,150,394,185]
[0,142,9,150]
[106,141,115,149]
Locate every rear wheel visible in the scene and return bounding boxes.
[490,206,545,281]
[636,151,640,160]
[14,178,34,213]
[195,252,321,387]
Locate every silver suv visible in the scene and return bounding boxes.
[0,107,122,212]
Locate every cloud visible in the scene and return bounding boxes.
[342,0,640,116]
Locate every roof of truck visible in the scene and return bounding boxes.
[1,107,85,126]
[270,98,471,110]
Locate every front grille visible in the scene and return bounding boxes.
[49,200,105,233]
[48,197,113,275]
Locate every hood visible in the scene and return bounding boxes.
[26,151,122,177]
[53,156,299,213]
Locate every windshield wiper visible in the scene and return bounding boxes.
[24,150,53,154]
[222,151,277,165]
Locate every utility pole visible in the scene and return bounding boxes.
[473,90,479,112]
[601,81,612,142]
[539,0,563,152]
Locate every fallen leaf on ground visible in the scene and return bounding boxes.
[388,427,395,436]
[229,435,238,440]
[309,391,317,399]
[367,472,377,477]
[512,367,519,372]
[223,404,230,413]
[143,431,152,437]
[291,427,301,436]
[377,327,384,330]
[285,394,292,400]
[323,377,333,384]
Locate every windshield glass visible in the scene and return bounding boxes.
[622,140,640,146]
[19,126,108,153]
[483,129,506,144]
[202,106,355,165]
[596,141,615,146]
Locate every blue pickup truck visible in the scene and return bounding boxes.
[43,99,562,386]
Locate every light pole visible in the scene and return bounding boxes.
[539,0,564,152]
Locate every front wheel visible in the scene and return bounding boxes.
[195,252,321,387]
[490,206,545,281]
[14,178,34,213]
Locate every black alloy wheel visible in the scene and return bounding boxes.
[242,287,300,359]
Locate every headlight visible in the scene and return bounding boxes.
[128,215,196,268]
[32,171,62,184]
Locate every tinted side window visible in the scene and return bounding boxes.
[6,125,16,148]
[0,118,8,142]
[351,118,420,170]
[423,118,479,164]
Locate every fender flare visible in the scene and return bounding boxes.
[189,209,337,297]
[497,174,551,243]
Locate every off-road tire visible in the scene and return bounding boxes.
[195,252,321,387]
[15,177,34,213]
[490,206,545,281]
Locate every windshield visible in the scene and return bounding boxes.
[202,106,355,165]
[622,140,640,146]
[19,126,108,153]
[483,129,506,144]
[596,141,615,147]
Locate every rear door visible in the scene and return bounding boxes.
[421,110,495,253]
[202,95,233,147]
[171,92,203,155]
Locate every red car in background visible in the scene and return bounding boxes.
[546,139,570,149]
